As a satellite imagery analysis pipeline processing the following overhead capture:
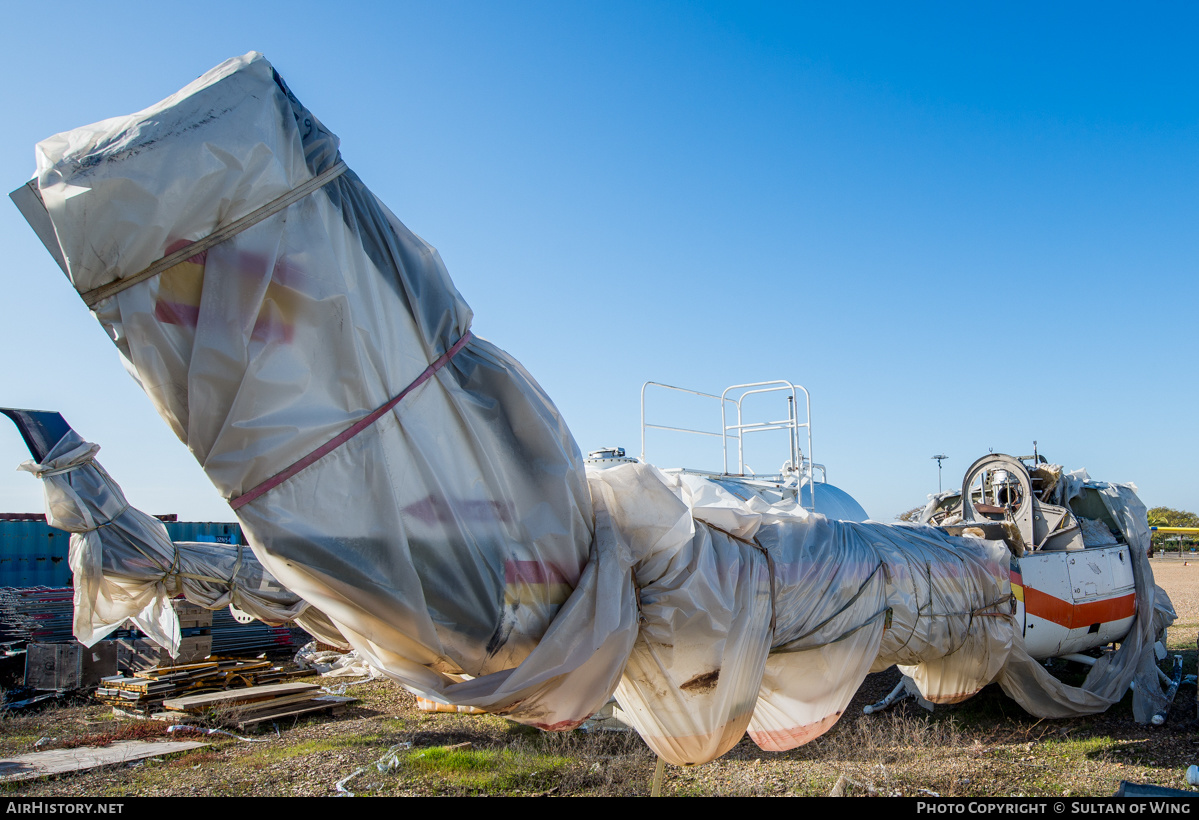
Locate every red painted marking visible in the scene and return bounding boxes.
[162,239,305,285]
[164,239,209,265]
[155,240,302,344]
[504,559,576,587]
[926,689,982,705]
[749,711,841,751]
[402,496,513,526]
[154,299,200,327]
[156,297,294,343]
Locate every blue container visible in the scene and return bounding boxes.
[0,520,69,587]
[0,519,243,588]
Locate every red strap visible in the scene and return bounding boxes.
[229,331,473,510]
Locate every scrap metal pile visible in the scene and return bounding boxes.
[0,581,306,657]
[0,587,75,644]
[12,53,1175,765]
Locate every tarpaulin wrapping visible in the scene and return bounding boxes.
[34,52,620,728]
[592,465,1012,763]
[23,52,1171,765]
[996,479,1174,723]
[18,429,343,651]
[917,468,1174,722]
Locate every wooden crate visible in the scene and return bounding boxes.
[116,599,214,671]
[25,642,117,691]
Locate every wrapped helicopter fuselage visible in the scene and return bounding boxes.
[18,53,1166,765]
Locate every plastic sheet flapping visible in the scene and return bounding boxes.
[17,429,343,653]
[24,52,1162,765]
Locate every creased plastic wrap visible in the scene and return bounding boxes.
[17,429,343,651]
[34,52,619,727]
[595,465,1011,763]
[22,51,1171,765]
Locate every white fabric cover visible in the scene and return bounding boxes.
[915,468,1173,723]
[25,52,1171,765]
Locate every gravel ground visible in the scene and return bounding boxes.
[0,554,1195,797]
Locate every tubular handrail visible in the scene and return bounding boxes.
[641,379,819,510]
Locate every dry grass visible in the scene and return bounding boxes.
[0,555,1194,797]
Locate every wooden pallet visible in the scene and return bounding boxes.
[162,682,322,712]
[233,695,356,729]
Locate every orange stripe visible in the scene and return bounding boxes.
[1023,587,1135,629]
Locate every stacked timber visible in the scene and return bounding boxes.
[96,661,221,714]
[161,682,356,729]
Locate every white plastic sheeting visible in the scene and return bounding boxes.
[701,474,870,522]
[18,429,342,652]
[916,469,1175,724]
[23,52,1171,765]
[998,475,1175,724]
[33,52,618,730]
[294,643,380,678]
[597,465,1011,763]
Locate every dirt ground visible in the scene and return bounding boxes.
[0,554,1195,797]
[1152,554,1198,632]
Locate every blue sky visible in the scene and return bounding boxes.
[1,2,1196,522]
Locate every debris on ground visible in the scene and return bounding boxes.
[0,740,208,783]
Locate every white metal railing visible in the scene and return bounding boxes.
[641,380,821,509]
